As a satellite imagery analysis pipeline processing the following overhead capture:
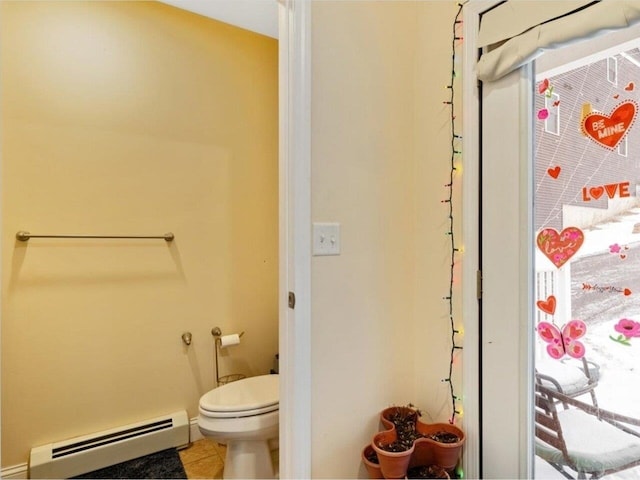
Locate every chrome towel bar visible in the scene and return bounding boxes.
[16,231,174,242]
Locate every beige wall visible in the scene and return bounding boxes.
[0,1,278,467]
[310,2,463,477]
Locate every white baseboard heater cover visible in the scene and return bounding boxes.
[29,410,189,479]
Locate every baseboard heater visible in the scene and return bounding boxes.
[29,410,189,479]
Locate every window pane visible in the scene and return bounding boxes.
[534,46,640,479]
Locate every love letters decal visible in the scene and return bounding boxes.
[581,181,630,202]
[582,101,637,149]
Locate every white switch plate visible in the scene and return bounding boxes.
[313,222,341,256]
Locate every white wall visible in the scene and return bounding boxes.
[310,2,462,477]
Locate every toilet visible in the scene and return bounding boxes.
[198,374,279,479]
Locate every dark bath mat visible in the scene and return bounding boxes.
[70,448,187,479]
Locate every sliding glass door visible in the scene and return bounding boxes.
[481,19,640,480]
[533,32,640,480]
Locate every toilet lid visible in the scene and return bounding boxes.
[200,374,279,416]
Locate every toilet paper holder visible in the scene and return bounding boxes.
[211,327,245,386]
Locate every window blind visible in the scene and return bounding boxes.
[477,0,640,82]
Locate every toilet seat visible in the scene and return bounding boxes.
[199,374,279,418]
[199,403,278,418]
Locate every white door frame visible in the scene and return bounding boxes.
[278,2,536,477]
[277,1,312,478]
[480,65,535,479]
[464,4,640,478]
[459,4,488,479]
[463,2,534,478]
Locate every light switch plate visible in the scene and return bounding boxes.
[313,222,341,256]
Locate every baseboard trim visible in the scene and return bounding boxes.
[1,462,28,479]
[189,417,204,443]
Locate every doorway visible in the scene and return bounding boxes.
[478,13,640,480]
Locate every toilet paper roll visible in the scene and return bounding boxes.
[220,333,241,348]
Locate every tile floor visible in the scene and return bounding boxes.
[178,439,225,479]
[178,438,279,479]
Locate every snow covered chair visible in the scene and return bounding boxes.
[535,379,640,479]
[535,357,600,407]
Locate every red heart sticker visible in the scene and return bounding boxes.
[582,101,637,149]
[536,295,556,315]
[624,288,632,296]
[589,186,604,199]
[626,82,635,91]
[537,227,584,268]
[547,166,561,179]
[538,79,550,95]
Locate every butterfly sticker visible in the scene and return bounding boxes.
[537,320,587,359]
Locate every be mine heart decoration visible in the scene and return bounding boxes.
[582,101,637,149]
[537,227,584,268]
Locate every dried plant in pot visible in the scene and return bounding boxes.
[380,404,422,436]
[372,428,415,479]
[414,422,465,473]
[406,464,450,479]
[362,444,383,479]
[370,404,423,478]
[370,404,465,477]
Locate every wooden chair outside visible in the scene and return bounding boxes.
[535,378,640,479]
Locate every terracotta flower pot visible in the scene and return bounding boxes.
[362,444,384,479]
[372,428,415,479]
[380,405,420,431]
[405,464,450,479]
[371,406,465,477]
[415,422,465,472]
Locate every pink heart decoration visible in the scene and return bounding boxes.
[537,227,584,268]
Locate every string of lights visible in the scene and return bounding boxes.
[441,1,466,426]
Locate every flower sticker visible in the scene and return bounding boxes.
[538,109,549,120]
[610,318,640,346]
[609,243,629,259]
[609,243,622,254]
